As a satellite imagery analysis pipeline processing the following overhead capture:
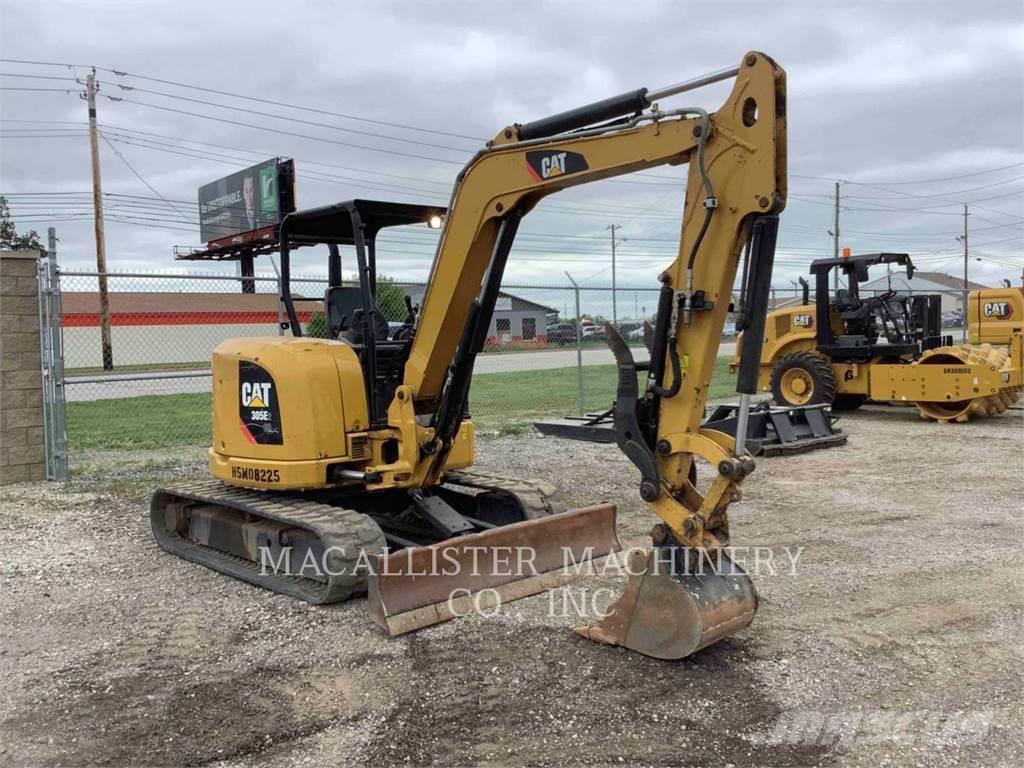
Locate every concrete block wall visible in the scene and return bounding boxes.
[1,250,46,484]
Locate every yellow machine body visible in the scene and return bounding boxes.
[968,287,1024,345]
[209,337,474,491]
[741,299,1023,422]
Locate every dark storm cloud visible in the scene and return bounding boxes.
[0,0,1021,286]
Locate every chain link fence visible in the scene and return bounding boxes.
[55,270,669,460]
[50,269,970,469]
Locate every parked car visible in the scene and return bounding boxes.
[941,310,963,328]
[546,323,577,346]
[581,325,606,340]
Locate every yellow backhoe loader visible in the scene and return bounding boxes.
[152,52,788,660]
[735,254,1022,421]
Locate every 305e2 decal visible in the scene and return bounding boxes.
[238,361,283,445]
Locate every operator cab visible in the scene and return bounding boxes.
[277,200,447,426]
[808,252,950,361]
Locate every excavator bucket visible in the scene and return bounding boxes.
[575,547,757,660]
[368,504,621,635]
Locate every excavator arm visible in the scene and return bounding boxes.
[408,52,786,548]
[378,52,788,658]
[355,52,789,659]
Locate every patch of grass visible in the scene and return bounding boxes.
[67,392,212,450]
[470,357,736,432]
[65,358,737,450]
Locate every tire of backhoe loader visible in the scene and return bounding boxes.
[831,393,867,411]
[770,352,836,408]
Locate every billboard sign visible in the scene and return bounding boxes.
[198,158,295,244]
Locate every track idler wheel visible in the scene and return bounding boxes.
[574,545,757,660]
[914,344,1021,422]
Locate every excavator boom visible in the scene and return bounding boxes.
[370,51,787,657]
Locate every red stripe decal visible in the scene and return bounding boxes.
[63,311,314,327]
[239,418,257,444]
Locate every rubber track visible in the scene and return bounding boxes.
[442,469,567,519]
[151,479,386,604]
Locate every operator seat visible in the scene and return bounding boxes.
[324,285,389,343]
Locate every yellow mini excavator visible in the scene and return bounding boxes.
[152,52,788,660]
[735,254,1023,421]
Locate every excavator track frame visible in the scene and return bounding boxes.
[151,479,386,604]
[151,470,576,607]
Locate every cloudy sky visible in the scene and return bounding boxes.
[1,0,1022,296]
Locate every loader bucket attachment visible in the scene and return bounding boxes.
[368,504,621,636]
[575,547,757,660]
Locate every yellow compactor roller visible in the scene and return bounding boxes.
[152,52,789,660]
[735,253,1022,422]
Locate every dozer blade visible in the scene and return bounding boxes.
[368,504,620,636]
[575,547,757,660]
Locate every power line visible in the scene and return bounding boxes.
[101,66,487,142]
[100,124,456,188]
[0,72,77,82]
[102,96,468,166]
[110,83,476,153]
[793,161,1024,187]
[844,161,1024,187]
[0,87,78,92]
[844,174,1024,203]
[0,57,484,142]
[0,57,91,68]
[98,131,192,223]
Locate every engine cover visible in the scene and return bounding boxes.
[209,336,369,490]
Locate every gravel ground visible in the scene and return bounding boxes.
[1,406,1021,767]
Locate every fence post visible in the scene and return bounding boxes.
[565,272,584,416]
[38,228,69,480]
[269,256,285,336]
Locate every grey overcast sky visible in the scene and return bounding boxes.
[1,0,1022,291]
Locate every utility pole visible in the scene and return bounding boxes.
[962,203,969,338]
[832,181,840,293]
[565,271,584,416]
[607,224,622,327]
[85,68,113,369]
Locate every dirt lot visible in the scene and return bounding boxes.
[1,406,1021,767]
